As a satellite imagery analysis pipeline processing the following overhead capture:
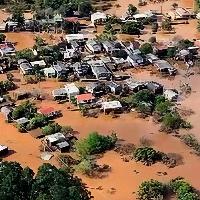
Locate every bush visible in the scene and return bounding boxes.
[16,124,27,133]
[12,101,37,120]
[74,158,93,175]
[0,33,6,43]
[42,123,62,135]
[28,114,49,130]
[138,179,166,200]
[155,100,172,116]
[133,147,158,165]
[75,132,117,158]
[140,43,153,55]
[161,19,172,31]
[128,4,137,16]
[16,48,35,61]
[121,21,141,35]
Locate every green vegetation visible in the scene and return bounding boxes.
[139,43,153,55]
[138,179,166,200]
[127,4,137,16]
[181,134,200,155]
[161,19,172,31]
[178,39,194,50]
[137,178,199,200]
[133,147,158,166]
[0,161,92,200]
[42,122,62,135]
[0,80,16,95]
[0,33,6,43]
[16,48,35,61]
[28,114,49,130]
[75,132,117,158]
[12,101,37,120]
[121,21,142,35]
[169,177,199,200]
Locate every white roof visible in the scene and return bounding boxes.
[102,101,122,110]
[64,83,79,95]
[45,132,65,143]
[65,34,85,42]
[30,60,46,67]
[133,13,147,19]
[43,67,56,74]
[91,12,107,24]
[164,89,178,97]
[0,145,8,151]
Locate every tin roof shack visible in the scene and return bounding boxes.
[76,93,95,106]
[72,62,91,78]
[146,81,163,95]
[45,132,70,153]
[53,63,69,79]
[175,7,191,19]
[88,60,112,80]
[146,53,159,64]
[101,101,122,114]
[38,107,62,118]
[86,40,102,53]
[153,60,177,75]
[102,41,121,54]
[64,83,79,101]
[164,89,179,102]
[127,50,144,67]
[0,145,8,156]
[125,79,146,92]
[107,82,122,95]
[52,88,68,100]
[1,106,12,121]
[19,62,33,75]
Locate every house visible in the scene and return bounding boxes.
[30,60,46,68]
[86,82,109,96]
[164,89,179,101]
[153,60,177,75]
[127,50,144,67]
[53,64,68,78]
[146,53,159,64]
[107,82,122,95]
[91,12,107,25]
[45,132,70,152]
[52,88,68,100]
[0,145,8,156]
[88,60,112,80]
[65,34,87,43]
[175,7,191,19]
[76,93,95,105]
[72,62,90,77]
[19,62,33,75]
[125,79,146,92]
[64,83,79,100]
[145,81,163,95]
[102,41,121,54]
[38,107,62,118]
[63,49,80,59]
[43,67,56,78]
[85,40,102,53]
[101,100,122,114]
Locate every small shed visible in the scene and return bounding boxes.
[164,89,179,101]
[56,141,70,153]
[15,117,29,125]
[52,88,68,100]
[107,82,122,95]
[146,81,163,95]
[45,132,66,146]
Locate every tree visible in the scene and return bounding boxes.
[6,73,14,81]
[167,47,177,58]
[42,123,62,135]
[161,19,172,31]
[137,179,166,200]
[128,4,137,16]
[75,132,117,158]
[140,43,153,54]
[121,21,141,35]
[16,49,35,61]
[0,33,6,43]
[28,114,49,130]
[155,100,173,116]
[112,49,128,59]
[11,1,25,26]
[178,39,194,50]
[134,147,158,165]
[148,36,156,43]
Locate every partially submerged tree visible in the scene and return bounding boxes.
[139,43,153,54]
[127,4,137,16]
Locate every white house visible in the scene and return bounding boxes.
[91,12,107,25]
[64,83,79,100]
[30,60,46,68]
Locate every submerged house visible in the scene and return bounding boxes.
[52,88,68,100]
[101,100,122,114]
[19,62,33,75]
[153,60,177,75]
[85,40,102,53]
[88,60,112,80]
[64,83,79,100]
[145,81,163,95]
[164,89,179,101]
[125,79,146,92]
[107,82,122,95]
[127,50,144,67]
[76,93,95,105]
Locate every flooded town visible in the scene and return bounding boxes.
[0,0,200,199]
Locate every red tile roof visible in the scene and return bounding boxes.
[76,93,95,102]
[38,107,55,115]
[64,17,79,23]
